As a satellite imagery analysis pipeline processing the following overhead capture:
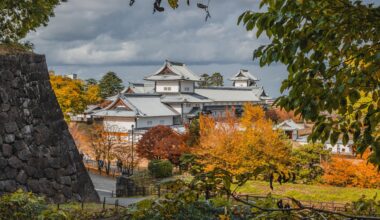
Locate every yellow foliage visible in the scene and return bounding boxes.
[195,103,292,175]
[49,73,102,120]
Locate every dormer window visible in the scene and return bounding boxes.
[164,87,172,91]
[184,87,190,91]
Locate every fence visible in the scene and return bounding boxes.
[235,194,347,212]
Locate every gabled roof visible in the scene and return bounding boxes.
[229,69,259,81]
[194,87,263,102]
[144,60,201,81]
[92,94,179,118]
[160,93,212,103]
[122,82,155,94]
[274,119,305,131]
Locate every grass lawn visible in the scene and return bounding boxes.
[236,181,380,203]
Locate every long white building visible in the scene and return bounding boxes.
[90,60,271,132]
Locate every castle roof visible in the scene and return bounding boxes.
[229,69,259,81]
[144,60,201,81]
[92,94,179,118]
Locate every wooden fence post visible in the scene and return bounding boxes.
[115,199,119,211]
[103,197,106,210]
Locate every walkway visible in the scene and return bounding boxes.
[89,173,150,207]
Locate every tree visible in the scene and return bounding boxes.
[209,72,223,86]
[322,151,380,188]
[112,142,140,176]
[155,133,189,166]
[49,73,87,120]
[85,78,98,86]
[50,73,102,120]
[195,104,292,176]
[291,144,331,184]
[88,123,120,175]
[0,0,66,43]
[265,108,302,124]
[198,72,223,87]
[198,73,210,87]
[98,72,124,98]
[238,0,380,164]
[85,84,102,105]
[137,125,188,165]
[185,119,200,147]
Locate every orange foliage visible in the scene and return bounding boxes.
[266,108,302,123]
[322,152,380,188]
[195,104,292,175]
[137,125,189,166]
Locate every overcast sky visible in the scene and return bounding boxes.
[26,0,290,97]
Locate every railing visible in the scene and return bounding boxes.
[235,194,347,212]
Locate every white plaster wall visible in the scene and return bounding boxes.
[103,117,136,133]
[156,81,179,93]
[234,80,248,87]
[169,103,182,115]
[136,116,173,128]
[325,143,353,155]
[180,81,194,93]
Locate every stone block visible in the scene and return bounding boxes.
[16,170,28,184]
[4,122,18,133]
[8,156,23,169]
[2,144,13,157]
[4,134,15,143]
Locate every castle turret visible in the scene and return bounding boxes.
[229,69,259,87]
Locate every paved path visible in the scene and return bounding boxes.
[89,173,150,207]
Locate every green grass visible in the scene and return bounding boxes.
[236,180,380,203]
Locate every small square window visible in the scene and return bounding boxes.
[185,87,190,91]
[147,121,153,125]
[159,120,165,124]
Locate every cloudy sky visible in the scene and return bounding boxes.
[27,0,289,97]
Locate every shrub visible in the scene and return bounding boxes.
[148,160,173,178]
[322,154,380,188]
[290,143,331,184]
[0,189,47,219]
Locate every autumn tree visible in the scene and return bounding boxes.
[88,123,120,175]
[137,125,188,166]
[50,73,102,120]
[322,151,380,188]
[195,104,292,177]
[155,133,188,166]
[49,73,87,120]
[112,142,140,176]
[98,72,124,98]
[265,108,302,124]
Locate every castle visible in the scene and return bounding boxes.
[84,60,271,134]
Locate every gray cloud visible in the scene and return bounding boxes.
[26,0,287,97]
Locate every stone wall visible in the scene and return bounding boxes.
[0,53,99,202]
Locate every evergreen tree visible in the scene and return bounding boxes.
[98,72,124,98]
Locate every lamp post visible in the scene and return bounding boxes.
[131,124,134,175]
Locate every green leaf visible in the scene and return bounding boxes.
[167,0,178,9]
